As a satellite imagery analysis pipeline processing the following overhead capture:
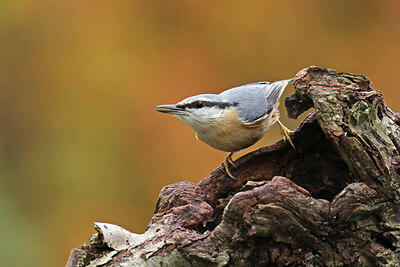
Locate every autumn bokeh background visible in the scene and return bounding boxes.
[1,1,400,266]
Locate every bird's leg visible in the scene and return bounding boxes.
[277,119,295,149]
[227,152,236,168]
[221,152,236,179]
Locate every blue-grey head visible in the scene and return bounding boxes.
[157,93,238,129]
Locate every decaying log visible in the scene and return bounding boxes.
[67,67,400,266]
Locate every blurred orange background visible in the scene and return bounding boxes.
[1,1,400,266]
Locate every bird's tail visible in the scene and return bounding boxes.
[263,78,294,106]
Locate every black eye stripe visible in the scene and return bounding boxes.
[194,101,204,108]
[177,101,238,109]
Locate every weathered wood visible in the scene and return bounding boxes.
[67,66,400,266]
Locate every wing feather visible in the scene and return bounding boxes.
[220,79,292,123]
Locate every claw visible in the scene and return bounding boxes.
[221,152,236,179]
[227,155,236,168]
[277,120,295,150]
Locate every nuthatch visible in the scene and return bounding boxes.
[157,78,295,179]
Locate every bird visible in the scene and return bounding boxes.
[157,78,295,179]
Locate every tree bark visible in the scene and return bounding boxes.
[67,66,400,266]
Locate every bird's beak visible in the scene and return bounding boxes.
[156,104,185,115]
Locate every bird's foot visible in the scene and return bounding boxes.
[277,120,295,149]
[221,152,236,179]
[227,155,236,168]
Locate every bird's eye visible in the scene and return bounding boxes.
[194,101,205,108]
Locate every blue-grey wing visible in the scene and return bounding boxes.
[219,83,268,123]
[220,79,292,123]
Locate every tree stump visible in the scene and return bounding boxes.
[67,66,400,266]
